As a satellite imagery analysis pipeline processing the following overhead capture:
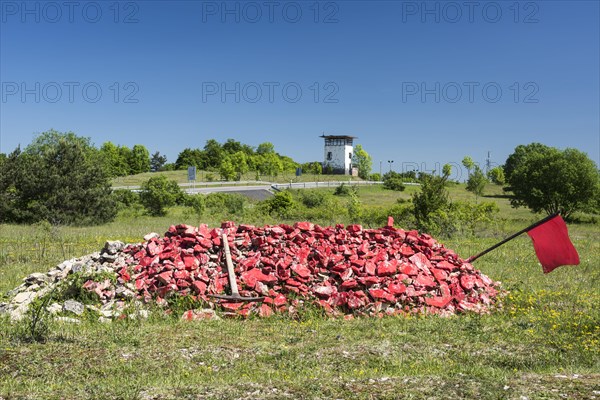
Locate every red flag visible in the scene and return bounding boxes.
[526,215,580,273]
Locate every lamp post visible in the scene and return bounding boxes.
[387,160,394,172]
[379,161,382,177]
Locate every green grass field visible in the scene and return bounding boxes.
[112,170,366,187]
[1,183,598,399]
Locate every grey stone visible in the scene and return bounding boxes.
[6,284,27,297]
[10,305,28,321]
[57,260,73,272]
[26,284,41,292]
[101,253,117,263]
[25,272,49,284]
[144,232,160,241]
[13,291,35,304]
[0,302,8,314]
[55,316,80,324]
[96,265,114,274]
[63,300,84,316]
[46,303,62,315]
[98,316,112,323]
[104,240,124,255]
[115,286,134,299]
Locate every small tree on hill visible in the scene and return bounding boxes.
[487,166,505,185]
[150,152,167,172]
[466,165,487,199]
[412,165,451,231]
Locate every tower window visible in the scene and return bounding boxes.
[327,152,332,161]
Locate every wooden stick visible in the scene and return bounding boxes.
[221,233,239,296]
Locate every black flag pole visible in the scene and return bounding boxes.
[466,212,560,263]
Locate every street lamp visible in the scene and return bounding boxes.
[387,160,394,172]
[379,161,382,177]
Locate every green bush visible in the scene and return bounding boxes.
[382,172,407,191]
[139,176,183,216]
[369,173,382,181]
[334,183,358,196]
[262,190,294,217]
[205,192,247,215]
[182,194,205,216]
[111,189,140,210]
[299,190,328,208]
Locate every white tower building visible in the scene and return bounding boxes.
[321,134,356,175]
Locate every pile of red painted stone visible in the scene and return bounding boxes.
[112,218,501,318]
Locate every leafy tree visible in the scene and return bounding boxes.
[139,175,183,216]
[0,130,115,225]
[100,142,129,177]
[352,144,372,179]
[219,156,237,181]
[230,151,249,180]
[301,162,322,175]
[466,165,487,199]
[150,151,167,172]
[222,139,243,154]
[175,148,206,170]
[256,142,275,155]
[118,145,133,175]
[257,153,283,177]
[129,144,151,174]
[462,156,475,178]
[487,166,505,185]
[279,155,299,174]
[204,139,223,168]
[412,165,451,231]
[504,143,600,217]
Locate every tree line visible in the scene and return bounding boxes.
[0,130,597,226]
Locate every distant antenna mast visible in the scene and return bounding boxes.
[486,151,491,174]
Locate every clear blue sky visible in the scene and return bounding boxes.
[1,0,598,180]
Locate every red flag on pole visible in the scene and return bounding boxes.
[526,214,580,273]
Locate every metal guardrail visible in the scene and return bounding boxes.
[271,181,384,191]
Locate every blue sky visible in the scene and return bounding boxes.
[1,0,598,180]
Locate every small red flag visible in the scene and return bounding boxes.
[526,215,580,273]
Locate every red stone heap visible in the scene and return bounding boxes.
[117,219,501,318]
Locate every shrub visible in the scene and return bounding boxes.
[205,192,247,215]
[262,190,294,217]
[334,183,358,196]
[111,189,140,210]
[382,171,407,191]
[299,190,328,208]
[139,176,183,216]
[182,194,205,216]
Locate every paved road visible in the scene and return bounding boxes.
[114,180,414,197]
